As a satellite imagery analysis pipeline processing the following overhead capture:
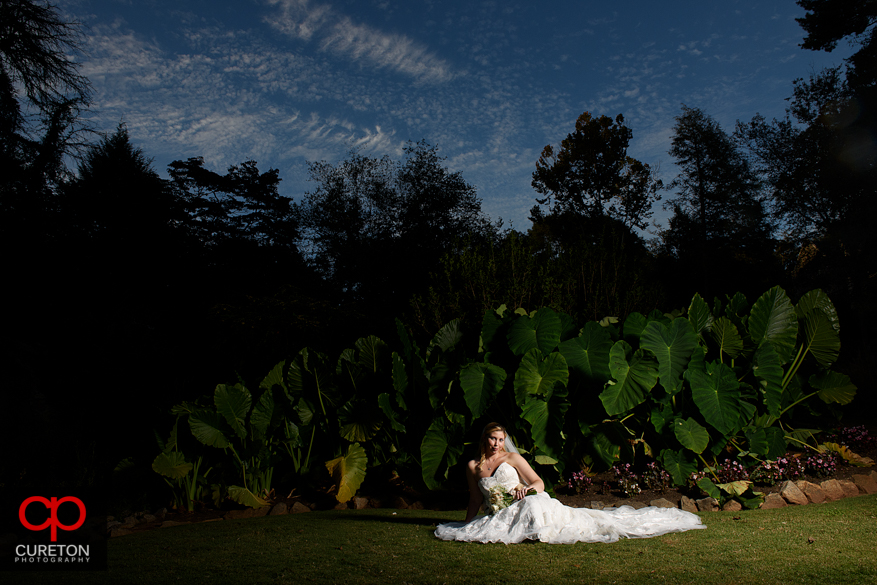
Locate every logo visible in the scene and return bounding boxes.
[19,496,86,542]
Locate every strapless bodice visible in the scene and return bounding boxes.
[477,462,521,502]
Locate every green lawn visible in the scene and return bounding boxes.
[6,495,877,585]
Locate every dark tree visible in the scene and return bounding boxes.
[531,112,662,231]
[736,68,876,360]
[797,0,877,90]
[735,69,873,245]
[0,0,91,109]
[0,0,92,177]
[300,141,495,323]
[168,156,300,252]
[299,151,397,291]
[0,0,93,242]
[660,106,776,300]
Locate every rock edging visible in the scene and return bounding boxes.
[109,471,877,536]
[569,470,877,513]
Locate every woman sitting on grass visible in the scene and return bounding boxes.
[435,422,706,544]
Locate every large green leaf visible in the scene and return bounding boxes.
[810,371,857,405]
[420,419,463,490]
[152,451,192,480]
[287,348,338,412]
[189,409,231,448]
[717,480,752,498]
[725,292,750,320]
[589,425,623,467]
[283,419,302,449]
[622,312,648,345]
[395,317,416,362]
[674,417,710,454]
[520,386,570,463]
[215,383,251,439]
[744,426,769,457]
[427,319,463,357]
[325,443,368,503]
[227,485,268,508]
[259,361,286,392]
[688,293,713,339]
[507,307,562,356]
[711,317,744,360]
[558,322,613,384]
[659,449,697,486]
[356,335,388,373]
[391,352,408,407]
[479,308,507,354]
[426,354,455,410]
[513,349,569,405]
[377,393,405,432]
[650,403,674,433]
[748,286,798,363]
[764,426,787,459]
[802,309,840,367]
[752,342,784,417]
[697,477,721,500]
[795,289,839,333]
[162,418,181,452]
[338,400,382,442]
[685,357,743,435]
[460,362,507,419]
[558,311,578,342]
[337,348,363,391]
[599,341,659,416]
[744,425,786,459]
[250,389,275,441]
[640,318,698,396]
[294,397,315,426]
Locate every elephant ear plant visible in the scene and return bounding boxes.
[152,416,214,512]
[152,286,858,510]
[186,381,285,508]
[152,333,414,509]
[648,286,854,506]
[414,286,858,510]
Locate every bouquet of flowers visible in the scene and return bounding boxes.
[486,485,536,515]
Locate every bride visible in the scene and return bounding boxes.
[435,423,706,544]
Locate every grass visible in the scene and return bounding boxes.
[6,495,877,585]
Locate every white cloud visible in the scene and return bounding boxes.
[264,0,330,42]
[265,0,454,83]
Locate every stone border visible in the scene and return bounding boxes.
[678,470,877,513]
[107,470,877,536]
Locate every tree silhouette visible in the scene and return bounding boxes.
[300,141,495,327]
[660,105,776,300]
[797,0,877,90]
[531,112,662,231]
[0,0,93,243]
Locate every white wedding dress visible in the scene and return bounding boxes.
[435,462,705,544]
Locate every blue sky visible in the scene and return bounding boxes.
[67,0,851,233]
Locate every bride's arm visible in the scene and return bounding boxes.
[508,453,545,499]
[464,460,483,522]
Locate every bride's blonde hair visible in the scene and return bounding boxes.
[475,422,507,472]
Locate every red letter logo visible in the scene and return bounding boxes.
[19,497,86,542]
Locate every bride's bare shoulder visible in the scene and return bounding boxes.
[505,452,525,465]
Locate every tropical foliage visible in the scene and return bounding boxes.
[153,285,857,510]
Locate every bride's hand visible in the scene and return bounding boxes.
[513,484,528,500]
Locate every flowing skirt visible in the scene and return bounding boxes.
[435,493,705,544]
